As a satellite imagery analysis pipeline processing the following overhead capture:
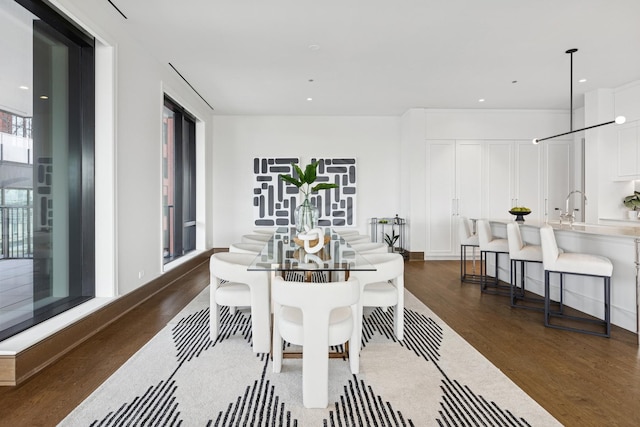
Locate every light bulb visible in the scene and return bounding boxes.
[615,116,626,124]
[532,138,539,145]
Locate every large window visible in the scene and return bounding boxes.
[0,0,95,341]
[162,97,196,264]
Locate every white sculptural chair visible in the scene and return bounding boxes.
[229,242,265,254]
[341,234,371,244]
[507,222,545,310]
[477,219,510,295]
[539,225,612,337]
[458,216,480,283]
[253,227,277,235]
[209,252,271,353]
[348,253,405,346]
[271,276,360,408]
[241,233,271,244]
[349,242,388,254]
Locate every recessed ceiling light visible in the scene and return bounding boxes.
[308,79,314,83]
[307,97,313,101]
[512,80,518,84]
[579,78,587,83]
[478,98,485,103]
[19,85,29,90]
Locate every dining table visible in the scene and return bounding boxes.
[246,227,377,281]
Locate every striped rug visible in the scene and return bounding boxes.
[59,288,560,426]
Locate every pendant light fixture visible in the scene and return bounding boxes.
[532,48,625,144]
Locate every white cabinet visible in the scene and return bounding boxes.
[614,122,640,180]
[483,141,542,221]
[544,140,574,221]
[426,140,482,257]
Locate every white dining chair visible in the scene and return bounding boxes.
[209,252,271,353]
[229,242,264,254]
[241,234,271,244]
[348,252,405,346]
[341,234,371,244]
[271,276,360,408]
[349,242,388,254]
[253,228,277,235]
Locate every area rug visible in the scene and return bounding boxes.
[59,288,560,426]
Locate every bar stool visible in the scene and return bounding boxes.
[539,225,612,337]
[477,219,510,295]
[507,222,544,310]
[458,216,480,283]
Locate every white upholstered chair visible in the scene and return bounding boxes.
[229,242,264,254]
[209,252,271,353]
[507,222,545,310]
[253,227,277,235]
[348,253,405,346]
[271,276,360,408]
[477,219,510,295]
[241,234,271,244]
[539,225,612,337]
[458,216,480,283]
[349,242,388,254]
[341,234,371,244]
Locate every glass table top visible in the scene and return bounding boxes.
[247,227,376,274]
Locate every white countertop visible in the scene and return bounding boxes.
[488,218,640,239]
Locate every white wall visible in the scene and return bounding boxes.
[211,116,400,247]
[54,0,215,296]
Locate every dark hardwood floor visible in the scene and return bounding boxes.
[1,259,639,426]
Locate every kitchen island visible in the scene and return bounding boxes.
[485,219,639,337]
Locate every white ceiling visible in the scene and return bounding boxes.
[113,0,640,115]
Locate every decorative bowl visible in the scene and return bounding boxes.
[509,210,531,222]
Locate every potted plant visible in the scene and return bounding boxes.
[623,191,640,219]
[384,229,399,252]
[279,161,338,232]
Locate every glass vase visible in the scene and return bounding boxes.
[294,197,319,232]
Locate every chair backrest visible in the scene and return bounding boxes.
[506,222,524,256]
[253,228,277,235]
[539,225,560,270]
[477,219,493,249]
[229,242,264,254]
[349,253,404,286]
[458,216,473,240]
[349,242,388,254]
[343,234,371,243]
[241,234,271,243]
[210,252,266,286]
[271,276,359,315]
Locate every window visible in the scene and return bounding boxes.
[0,0,95,341]
[162,96,196,263]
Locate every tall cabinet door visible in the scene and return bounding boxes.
[483,141,514,219]
[514,141,542,221]
[544,140,573,222]
[456,141,483,220]
[426,141,456,256]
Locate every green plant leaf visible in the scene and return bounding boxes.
[293,164,305,181]
[303,162,318,184]
[312,183,338,192]
[279,174,302,187]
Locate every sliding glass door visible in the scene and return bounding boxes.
[162,97,196,264]
[0,0,95,341]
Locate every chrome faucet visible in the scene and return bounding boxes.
[561,190,588,223]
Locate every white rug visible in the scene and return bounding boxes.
[60,288,561,426]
